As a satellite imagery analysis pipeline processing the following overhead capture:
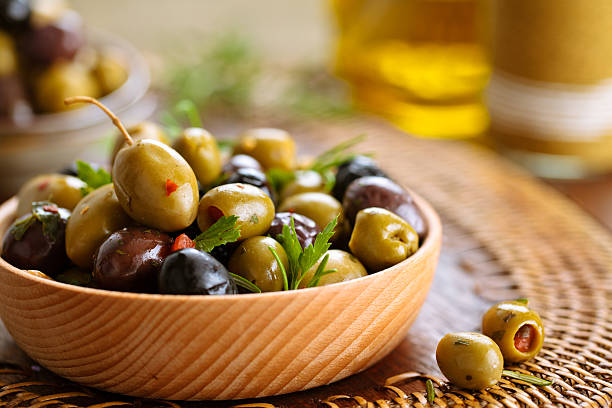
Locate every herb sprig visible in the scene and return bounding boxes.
[193,215,241,253]
[425,379,436,404]
[230,273,261,294]
[309,134,367,174]
[11,202,62,242]
[270,216,338,290]
[502,370,552,386]
[76,161,112,196]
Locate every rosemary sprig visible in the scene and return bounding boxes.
[230,273,261,294]
[502,370,552,386]
[309,134,367,173]
[426,379,435,404]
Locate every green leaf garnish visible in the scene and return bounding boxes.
[266,168,295,195]
[306,253,337,288]
[321,169,336,193]
[502,370,552,386]
[160,111,182,140]
[175,99,203,128]
[217,139,236,155]
[309,134,367,174]
[275,215,338,290]
[11,202,63,242]
[454,339,470,346]
[10,215,36,240]
[515,298,529,305]
[76,161,111,196]
[268,246,289,291]
[229,273,261,293]
[426,379,435,404]
[194,215,241,252]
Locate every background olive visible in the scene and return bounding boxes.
[436,332,504,390]
[280,170,326,201]
[0,74,31,119]
[278,192,344,241]
[332,155,388,201]
[93,227,171,292]
[222,154,262,174]
[34,61,100,112]
[222,168,274,202]
[343,176,426,240]
[110,121,169,165]
[93,47,128,95]
[16,173,87,217]
[55,267,93,287]
[349,207,418,271]
[158,248,237,295]
[0,31,16,76]
[228,236,288,292]
[65,184,132,268]
[0,0,30,32]
[113,139,199,232]
[1,204,70,276]
[268,212,320,249]
[299,250,367,288]
[173,127,222,186]
[197,183,274,240]
[482,300,545,363]
[234,128,296,170]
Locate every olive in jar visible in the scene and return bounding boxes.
[197,183,275,240]
[93,47,128,95]
[299,250,367,288]
[16,173,87,217]
[34,61,100,112]
[65,184,133,268]
[111,121,169,165]
[1,203,70,276]
[332,155,388,201]
[349,207,418,271]
[268,212,320,249]
[158,248,237,295]
[93,227,171,292]
[482,299,544,363]
[234,128,296,170]
[173,127,222,186]
[343,176,426,240]
[436,332,504,390]
[228,236,288,292]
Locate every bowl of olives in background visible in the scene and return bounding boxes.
[0,0,153,199]
[0,97,441,400]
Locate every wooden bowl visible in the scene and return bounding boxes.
[0,193,441,401]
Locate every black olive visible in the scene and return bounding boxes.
[93,227,171,292]
[210,241,239,266]
[1,203,70,276]
[332,155,388,201]
[268,212,321,249]
[222,168,275,203]
[222,154,263,174]
[158,248,237,295]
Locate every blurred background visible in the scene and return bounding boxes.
[1,0,612,227]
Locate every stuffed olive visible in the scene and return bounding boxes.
[16,173,87,217]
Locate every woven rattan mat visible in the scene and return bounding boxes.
[0,119,610,407]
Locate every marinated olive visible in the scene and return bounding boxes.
[0,31,16,76]
[93,47,127,95]
[1,203,70,276]
[268,212,320,249]
[280,170,326,201]
[173,127,222,186]
[198,183,274,240]
[234,128,296,170]
[436,332,504,390]
[65,184,132,268]
[228,236,288,292]
[34,61,100,112]
[93,227,171,292]
[16,173,87,217]
[279,192,344,241]
[223,168,274,202]
[210,241,239,265]
[222,154,262,174]
[482,300,544,363]
[333,155,388,201]
[299,250,367,288]
[20,10,84,64]
[158,248,237,295]
[55,267,93,287]
[349,207,418,271]
[343,176,426,240]
[110,121,169,165]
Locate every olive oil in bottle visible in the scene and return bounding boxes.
[332,0,491,139]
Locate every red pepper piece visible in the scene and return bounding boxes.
[171,233,195,252]
[42,205,58,213]
[514,324,535,353]
[166,179,179,196]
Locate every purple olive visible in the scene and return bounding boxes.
[268,212,321,249]
[93,227,171,292]
[343,176,426,239]
[332,155,388,201]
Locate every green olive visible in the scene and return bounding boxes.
[111,121,169,165]
[16,174,87,217]
[65,184,132,268]
[113,139,199,232]
[280,170,326,201]
[172,127,222,186]
[436,332,504,390]
[234,128,296,170]
[198,183,274,240]
[93,47,128,95]
[348,207,418,271]
[278,192,344,241]
[482,300,544,363]
[228,236,288,292]
[35,61,100,112]
[299,250,367,288]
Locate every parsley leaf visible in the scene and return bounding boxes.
[11,202,62,242]
[194,215,241,252]
[76,161,111,196]
[306,253,337,288]
[10,215,36,241]
[266,168,296,194]
[229,273,261,293]
[309,134,368,174]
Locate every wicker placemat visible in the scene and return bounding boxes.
[0,119,610,407]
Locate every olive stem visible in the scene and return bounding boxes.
[64,96,134,145]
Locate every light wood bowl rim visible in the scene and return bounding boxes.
[0,190,441,301]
